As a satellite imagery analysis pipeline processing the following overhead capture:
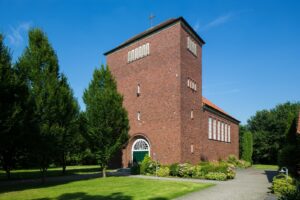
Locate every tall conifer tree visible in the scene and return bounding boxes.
[17,29,62,181]
[0,34,31,179]
[83,65,129,177]
[56,74,80,174]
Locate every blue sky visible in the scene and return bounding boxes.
[1,0,299,124]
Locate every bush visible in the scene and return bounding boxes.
[157,166,170,177]
[130,162,140,175]
[272,174,296,196]
[226,155,251,168]
[241,131,253,163]
[279,190,300,200]
[192,165,205,179]
[178,163,193,177]
[140,156,158,175]
[205,172,227,181]
[169,163,179,176]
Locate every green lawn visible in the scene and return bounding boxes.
[0,177,213,200]
[252,164,278,171]
[0,165,101,181]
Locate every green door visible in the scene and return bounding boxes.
[133,151,148,163]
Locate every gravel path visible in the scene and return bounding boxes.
[176,168,277,200]
[133,168,277,200]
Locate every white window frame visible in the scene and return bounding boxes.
[221,122,224,141]
[217,121,220,141]
[208,118,212,139]
[228,125,231,143]
[213,119,217,140]
[225,124,228,142]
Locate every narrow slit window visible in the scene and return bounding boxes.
[137,111,141,121]
[208,118,212,139]
[137,84,141,96]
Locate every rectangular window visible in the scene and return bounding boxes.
[217,121,220,141]
[128,43,150,63]
[208,118,212,139]
[213,119,216,140]
[187,37,197,56]
[137,111,141,121]
[137,84,141,96]
[191,110,194,119]
[187,78,197,92]
[221,123,224,141]
[191,145,194,153]
[228,125,231,143]
[225,124,228,142]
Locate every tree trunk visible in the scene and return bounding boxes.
[102,166,107,178]
[62,154,66,174]
[41,168,46,184]
[5,169,11,180]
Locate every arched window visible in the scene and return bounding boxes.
[132,139,149,151]
[132,138,150,163]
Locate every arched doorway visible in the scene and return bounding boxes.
[132,138,150,163]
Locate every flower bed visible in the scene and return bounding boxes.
[131,155,250,181]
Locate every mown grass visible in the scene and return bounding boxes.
[0,165,101,181]
[252,164,278,171]
[0,177,213,200]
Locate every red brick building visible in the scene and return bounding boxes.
[104,17,240,167]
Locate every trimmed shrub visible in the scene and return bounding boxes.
[272,174,296,196]
[205,172,227,181]
[140,155,159,175]
[241,131,253,163]
[169,163,179,176]
[157,166,170,177]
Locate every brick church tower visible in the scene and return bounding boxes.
[104,17,239,167]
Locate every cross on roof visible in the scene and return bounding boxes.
[149,14,155,28]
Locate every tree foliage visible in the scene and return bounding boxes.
[83,65,129,177]
[17,28,79,180]
[278,117,300,177]
[0,34,33,179]
[248,102,300,164]
[55,74,80,173]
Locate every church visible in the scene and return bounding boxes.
[104,17,240,167]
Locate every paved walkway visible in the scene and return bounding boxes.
[133,168,277,200]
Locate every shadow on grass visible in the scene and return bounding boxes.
[0,167,101,181]
[32,192,168,200]
[264,170,278,183]
[0,173,129,194]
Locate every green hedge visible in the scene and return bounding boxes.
[131,155,251,181]
[241,131,253,163]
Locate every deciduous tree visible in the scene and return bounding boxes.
[83,65,129,177]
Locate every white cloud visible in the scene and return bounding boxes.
[193,21,200,32]
[201,13,234,31]
[7,22,32,46]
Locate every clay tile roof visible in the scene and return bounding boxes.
[297,112,300,134]
[104,17,205,56]
[202,97,239,123]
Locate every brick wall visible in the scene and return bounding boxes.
[201,108,239,160]
[106,18,239,167]
[106,23,183,167]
